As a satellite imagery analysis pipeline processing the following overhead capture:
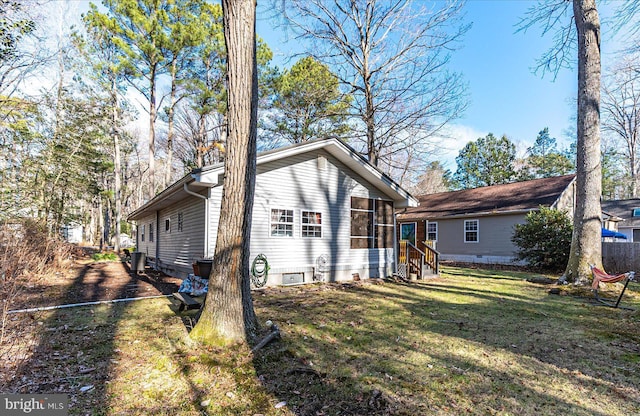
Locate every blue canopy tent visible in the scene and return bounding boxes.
[601,228,627,239]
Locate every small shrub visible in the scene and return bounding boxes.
[512,206,572,271]
[91,252,119,262]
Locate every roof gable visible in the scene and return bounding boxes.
[399,175,575,219]
[129,138,417,221]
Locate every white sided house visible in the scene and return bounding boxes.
[128,139,417,286]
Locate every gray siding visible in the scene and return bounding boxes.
[435,213,526,263]
[553,181,576,218]
[207,149,395,285]
[158,196,206,276]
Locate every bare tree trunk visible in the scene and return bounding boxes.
[190,0,258,345]
[197,113,205,168]
[165,58,178,188]
[148,65,157,199]
[112,77,121,254]
[562,0,602,284]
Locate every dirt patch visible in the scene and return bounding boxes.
[11,259,182,311]
[1,256,184,398]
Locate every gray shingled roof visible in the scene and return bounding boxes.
[398,174,575,220]
[601,199,640,227]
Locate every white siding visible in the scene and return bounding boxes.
[136,213,157,259]
[206,186,223,258]
[207,149,396,285]
[157,196,206,277]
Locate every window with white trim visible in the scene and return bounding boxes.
[149,223,154,242]
[165,218,171,233]
[271,208,294,237]
[427,222,438,241]
[301,211,322,238]
[464,219,479,243]
[141,224,145,242]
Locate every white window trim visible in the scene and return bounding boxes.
[427,221,438,242]
[270,207,294,238]
[165,218,171,233]
[300,209,323,238]
[464,219,479,243]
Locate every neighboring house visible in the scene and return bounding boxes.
[396,175,577,265]
[601,199,640,241]
[127,138,417,286]
[61,223,83,244]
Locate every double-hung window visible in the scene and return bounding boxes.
[427,222,438,241]
[141,225,145,242]
[301,211,322,238]
[149,223,154,242]
[464,219,479,243]
[271,209,294,237]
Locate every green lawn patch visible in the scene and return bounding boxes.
[4,266,639,415]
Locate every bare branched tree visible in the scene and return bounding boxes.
[279,0,469,171]
[602,56,640,197]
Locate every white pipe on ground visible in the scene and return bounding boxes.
[7,294,173,314]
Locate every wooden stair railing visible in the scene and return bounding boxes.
[423,243,440,275]
[399,240,440,278]
[406,241,424,278]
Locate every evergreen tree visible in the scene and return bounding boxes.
[526,128,574,178]
[262,56,351,145]
[453,133,517,189]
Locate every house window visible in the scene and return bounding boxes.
[464,219,479,243]
[271,208,294,237]
[165,219,170,233]
[633,208,640,217]
[427,222,438,241]
[141,224,145,242]
[149,223,154,242]
[301,211,322,238]
[177,212,183,232]
[350,197,394,249]
[400,223,417,245]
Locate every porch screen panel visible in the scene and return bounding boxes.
[375,200,394,248]
[351,197,374,248]
[351,197,394,249]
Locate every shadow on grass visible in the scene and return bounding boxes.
[4,260,180,414]
[249,279,639,415]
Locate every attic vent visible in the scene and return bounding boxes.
[318,155,327,170]
[633,208,640,217]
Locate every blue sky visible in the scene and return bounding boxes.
[256,0,624,168]
[56,1,625,169]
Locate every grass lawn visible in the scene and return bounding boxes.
[4,265,639,415]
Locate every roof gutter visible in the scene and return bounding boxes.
[183,182,207,199]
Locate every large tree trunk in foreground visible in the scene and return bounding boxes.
[562,0,602,284]
[190,0,258,345]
